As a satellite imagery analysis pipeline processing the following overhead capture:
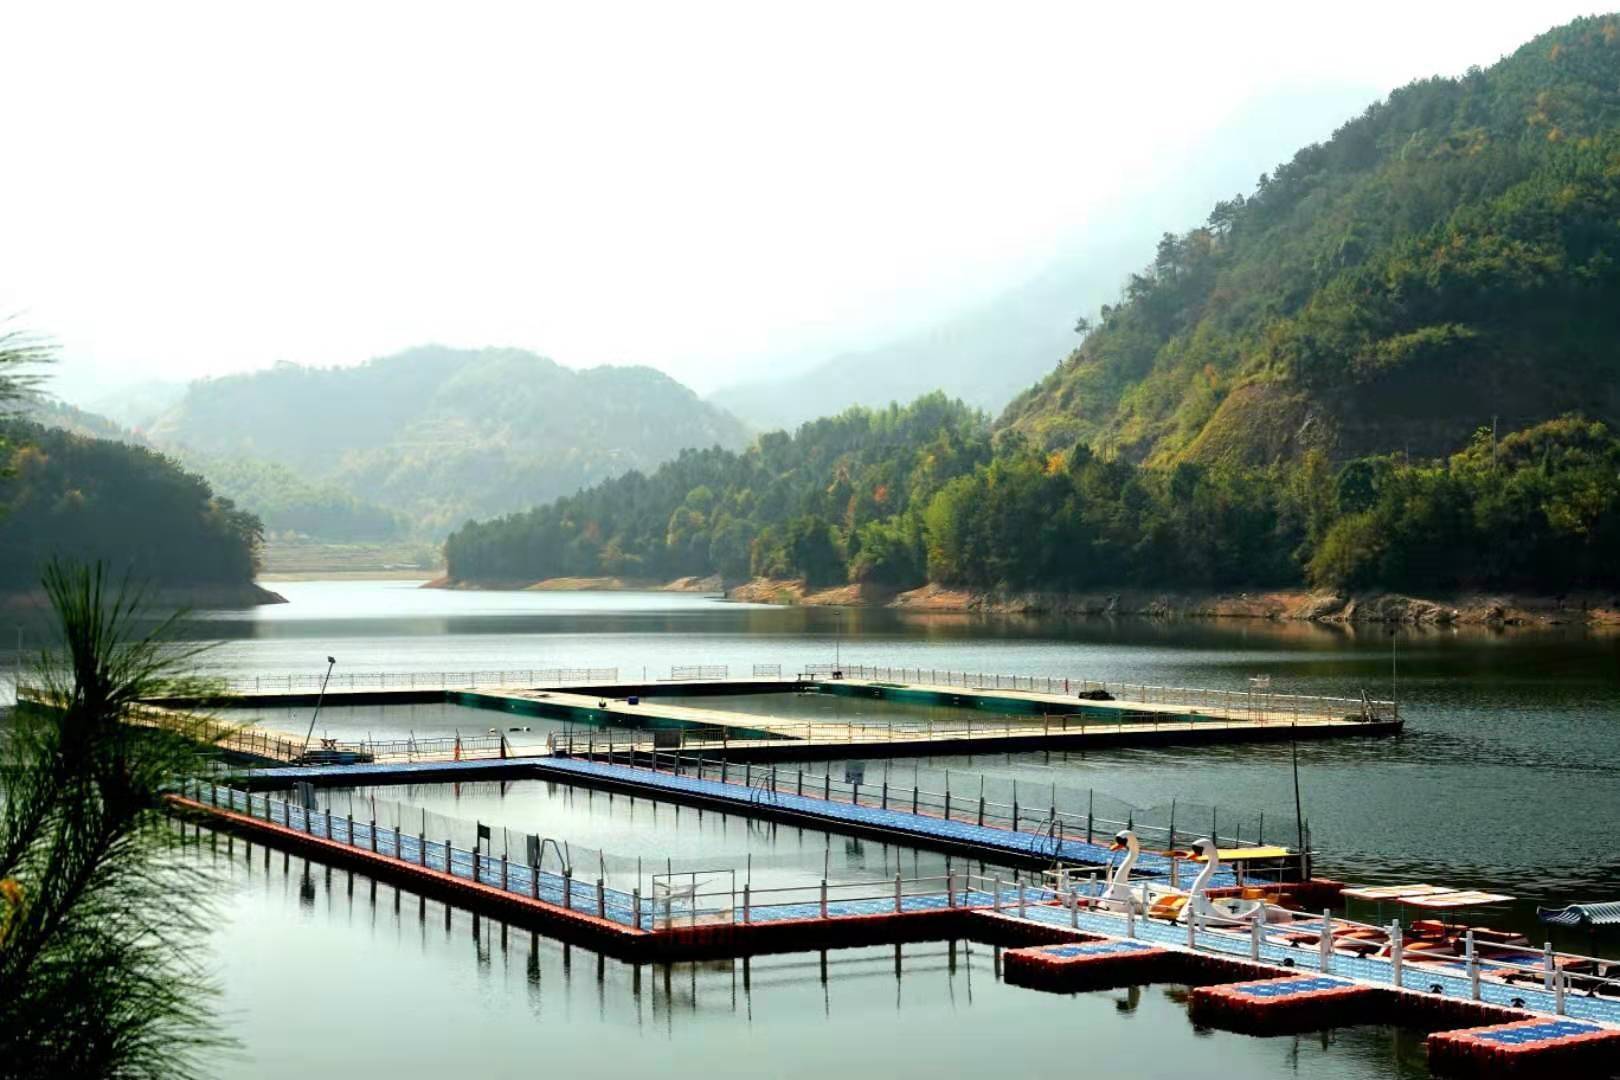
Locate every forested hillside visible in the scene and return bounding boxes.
[150,345,750,534]
[446,390,1620,596]
[0,421,263,591]
[447,395,991,586]
[1002,15,1620,466]
[447,18,1620,601]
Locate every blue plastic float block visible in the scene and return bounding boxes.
[1042,940,1157,958]
[1475,1021,1602,1046]
[1229,976,1353,999]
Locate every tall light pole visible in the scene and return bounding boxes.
[299,656,337,760]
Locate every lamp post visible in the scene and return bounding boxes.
[299,656,337,760]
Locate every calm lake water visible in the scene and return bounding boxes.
[12,579,1620,1076]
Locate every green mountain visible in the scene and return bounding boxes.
[1001,15,1620,466]
[0,420,262,592]
[149,345,751,535]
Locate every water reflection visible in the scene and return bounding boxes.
[201,828,1430,1079]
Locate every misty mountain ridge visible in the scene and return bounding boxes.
[710,81,1379,432]
[149,345,751,535]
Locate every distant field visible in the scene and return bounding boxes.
[259,538,443,578]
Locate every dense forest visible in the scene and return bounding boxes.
[149,345,750,535]
[0,421,262,590]
[1003,15,1620,466]
[445,396,1620,595]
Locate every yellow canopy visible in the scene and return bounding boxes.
[1215,846,1291,862]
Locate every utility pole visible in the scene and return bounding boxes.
[299,656,338,759]
[1392,629,1399,725]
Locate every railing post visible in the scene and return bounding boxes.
[563,869,573,910]
[501,854,509,891]
[743,884,751,924]
[369,820,377,852]
[895,874,902,914]
[977,795,984,826]
[993,877,1002,912]
[1466,930,1480,1001]
[596,879,605,919]
[1251,905,1264,961]
[824,773,831,800]
[947,871,956,908]
[1018,882,1026,919]
[418,832,426,866]
[820,880,828,919]
[881,781,888,809]
[1543,941,1555,990]
[1319,909,1333,974]
[1390,921,1403,987]
[1556,969,1568,1015]
[913,785,919,813]
[444,838,452,874]
[633,888,642,929]
[1125,903,1135,938]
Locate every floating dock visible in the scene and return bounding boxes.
[239,751,1301,886]
[130,661,1401,767]
[173,778,1620,1079]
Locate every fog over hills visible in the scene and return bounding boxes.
[709,83,1379,432]
[148,345,750,536]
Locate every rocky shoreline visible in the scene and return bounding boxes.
[726,579,1620,627]
[430,574,1619,627]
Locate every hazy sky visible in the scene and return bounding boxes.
[0,2,1602,401]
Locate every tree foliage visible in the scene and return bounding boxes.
[0,563,228,1078]
[1001,15,1620,466]
[448,386,1620,595]
[0,421,262,591]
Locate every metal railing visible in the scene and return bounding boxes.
[550,691,1347,749]
[552,740,1303,858]
[809,664,1395,723]
[211,668,621,695]
[176,779,1042,932]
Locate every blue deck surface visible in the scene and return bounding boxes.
[1474,1020,1601,1045]
[1235,976,1352,998]
[1042,940,1156,958]
[244,755,1240,885]
[532,757,1240,887]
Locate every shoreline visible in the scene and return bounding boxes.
[436,574,1620,628]
[0,581,287,611]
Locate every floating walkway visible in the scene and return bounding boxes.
[131,662,1400,766]
[239,752,1269,883]
[174,778,1620,1079]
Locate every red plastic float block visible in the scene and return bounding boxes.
[1002,938,1174,992]
[1188,974,1387,1035]
[1427,1017,1620,1078]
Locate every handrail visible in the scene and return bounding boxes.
[562,741,1305,858]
